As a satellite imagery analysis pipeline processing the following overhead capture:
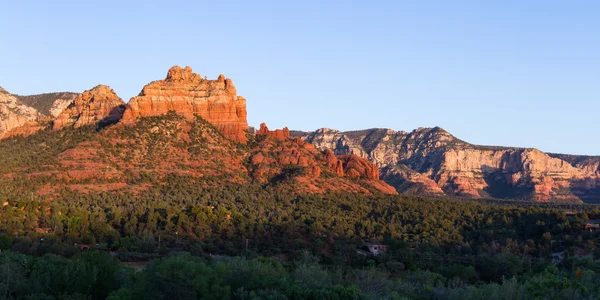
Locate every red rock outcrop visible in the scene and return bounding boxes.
[338,154,380,180]
[256,123,290,140]
[53,85,125,130]
[250,130,323,180]
[324,149,344,176]
[122,66,248,144]
[249,123,396,194]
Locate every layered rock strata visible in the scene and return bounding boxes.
[123,66,248,143]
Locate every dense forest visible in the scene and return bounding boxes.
[1,117,600,299]
[2,183,600,299]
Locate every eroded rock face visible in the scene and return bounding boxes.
[123,66,249,143]
[53,85,125,130]
[301,127,600,202]
[256,123,290,140]
[0,88,40,138]
[338,154,379,180]
[16,92,78,118]
[250,123,397,194]
[324,149,344,176]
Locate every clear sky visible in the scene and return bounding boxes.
[1,1,598,155]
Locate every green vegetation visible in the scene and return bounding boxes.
[2,181,600,298]
[2,247,600,299]
[2,115,600,298]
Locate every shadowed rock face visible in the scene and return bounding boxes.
[123,66,249,144]
[53,85,125,130]
[300,127,600,202]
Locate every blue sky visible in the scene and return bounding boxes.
[1,1,598,155]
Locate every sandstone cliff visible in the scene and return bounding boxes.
[301,127,600,202]
[0,87,41,138]
[123,66,248,144]
[53,85,125,130]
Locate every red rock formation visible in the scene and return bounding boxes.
[122,66,248,143]
[338,154,380,180]
[249,128,396,194]
[256,123,290,140]
[53,85,125,130]
[324,149,344,176]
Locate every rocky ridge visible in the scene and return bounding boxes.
[300,127,600,202]
[0,67,396,197]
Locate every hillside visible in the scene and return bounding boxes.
[0,66,395,199]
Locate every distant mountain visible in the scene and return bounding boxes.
[298,127,600,203]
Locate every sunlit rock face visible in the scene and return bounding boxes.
[123,66,248,144]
